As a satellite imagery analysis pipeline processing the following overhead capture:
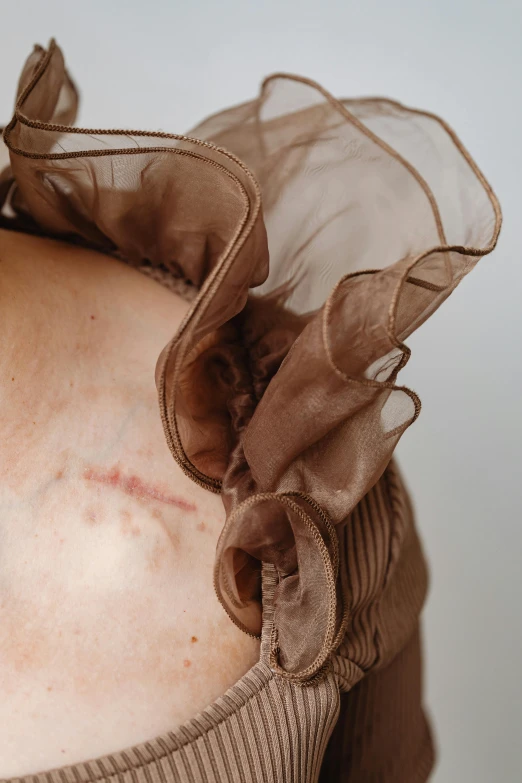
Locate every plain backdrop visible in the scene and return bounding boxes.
[1,2,520,781]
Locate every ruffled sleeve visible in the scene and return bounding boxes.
[1,40,501,682]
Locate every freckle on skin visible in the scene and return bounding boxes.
[90,315,95,320]
[191,636,198,643]
[55,469,64,480]
[196,521,206,532]
[183,659,191,668]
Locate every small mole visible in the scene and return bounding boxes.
[69,381,73,388]
[196,521,206,532]
[183,659,191,668]
[47,686,53,692]
[61,750,66,754]
[191,635,198,643]
[90,315,96,320]
[11,377,14,381]
[55,469,64,480]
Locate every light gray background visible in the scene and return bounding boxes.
[1,2,520,781]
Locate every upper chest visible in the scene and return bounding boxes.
[0,375,260,775]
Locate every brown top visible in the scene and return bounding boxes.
[0,39,501,781]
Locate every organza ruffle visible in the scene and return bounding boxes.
[1,40,501,680]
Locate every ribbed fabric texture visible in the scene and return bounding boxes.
[2,462,434,783]
[321,630,435,782]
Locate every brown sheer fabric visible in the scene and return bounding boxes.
[1,40,501,681]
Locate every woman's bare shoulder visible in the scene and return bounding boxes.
[0,231,260,777]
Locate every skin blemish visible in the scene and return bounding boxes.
[120,508,141,538]
[150,507,180,550]
[90,314,96,320]
[146,540,167,573]
[196,521,206,532]
[183,659,191,668]
[191,636,198,643]
[83,464,197,511]
[84,507,101,526]
[55,469,64,480]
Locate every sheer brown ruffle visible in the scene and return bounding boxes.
[1,40,501,681]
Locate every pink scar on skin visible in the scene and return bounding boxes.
[83,465,197,511]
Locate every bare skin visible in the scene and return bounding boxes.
[0,228,260,776]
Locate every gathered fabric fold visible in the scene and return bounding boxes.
[1,40,501,680]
